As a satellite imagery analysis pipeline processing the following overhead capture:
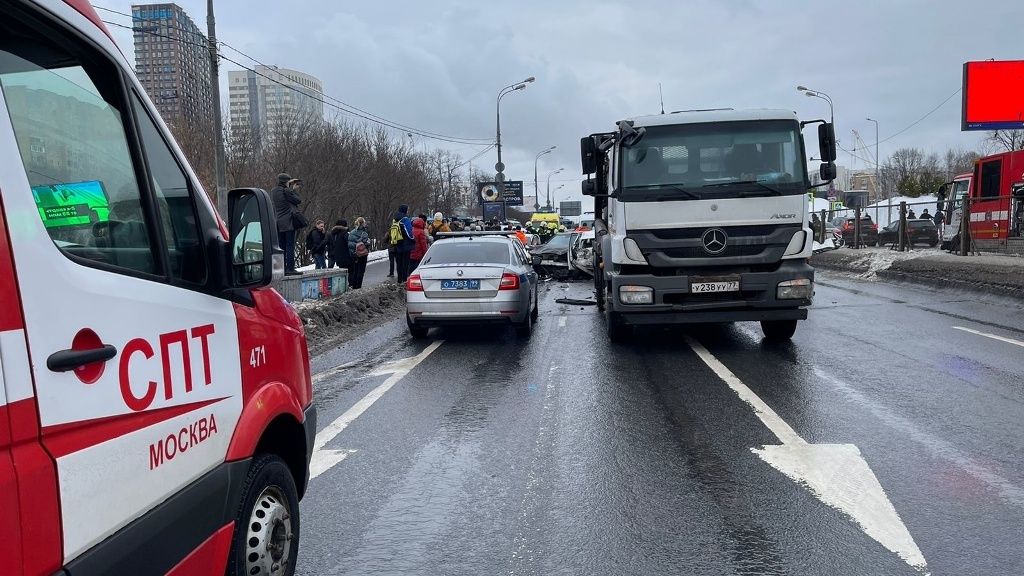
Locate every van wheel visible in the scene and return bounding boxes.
[407,317,428,339]
[227,454,299,576]
[607,311,631,343]
[761,319,798,341]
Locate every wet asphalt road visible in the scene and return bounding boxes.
[296,270,1024,576]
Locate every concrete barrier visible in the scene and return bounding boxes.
[271,268,348,303]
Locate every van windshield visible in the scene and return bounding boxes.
[618,120,806,201]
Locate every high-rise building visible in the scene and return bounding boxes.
[131,3,214,133]
[228,66,324,144]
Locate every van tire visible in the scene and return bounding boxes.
[227,454,300,576]
[761,319,798,341]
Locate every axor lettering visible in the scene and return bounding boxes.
[119,324,216,412]
[148,413,218,470]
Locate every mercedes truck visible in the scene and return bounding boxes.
[581,108,837,342]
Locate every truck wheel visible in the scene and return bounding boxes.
[407,317,428,339]
[761,319,798,341]
[607,311,631,343]
[595,272,606,312]
[227,454,300,576]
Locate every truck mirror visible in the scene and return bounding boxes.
[582,179,596,197]
[819,162,837,182]
[818,123,837,162]
[227,187,276,289]
[581,136,597,174]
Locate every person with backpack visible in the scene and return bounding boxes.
[329,219,352,275]
[391,204,414,282]
[409,217,429,272]
[428,212,451,238]
[305,219,329,269]
[347,217,370,289]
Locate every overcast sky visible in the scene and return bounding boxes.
[100,0,1022,209]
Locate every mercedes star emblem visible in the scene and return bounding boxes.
[701,228,728,255]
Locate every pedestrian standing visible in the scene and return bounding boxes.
[933,209,945,238]
[271,173,303,275]
[392,204,414,282]
[907,208,917,219]
[306,219,329,269]
[383,228,396,277]
[428,212,451,237]
[410,217,429,271]
[920,208,931,221]
[348,217,370,289]
[329,219,352,277]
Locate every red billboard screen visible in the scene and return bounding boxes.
[962,61,1024,131]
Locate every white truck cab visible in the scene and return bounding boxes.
[0,2,315,574]
[582,108,837,341]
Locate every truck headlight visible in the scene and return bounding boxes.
[619,285,654,304]
[777,278,812,300]
[623,237,646,262]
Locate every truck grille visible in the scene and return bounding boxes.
[662,245,765,258]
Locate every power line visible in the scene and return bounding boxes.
[860,87,962,150]
[217,41,493,143]
[99,6,494,146]
[218,53,492,146]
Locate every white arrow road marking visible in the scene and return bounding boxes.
[952,326,1024,349]
[309,341,445,480]
[683,335,928,572]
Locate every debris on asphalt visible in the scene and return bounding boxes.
[555,298,597,306]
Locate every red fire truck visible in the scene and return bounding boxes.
[940,150,1024,249]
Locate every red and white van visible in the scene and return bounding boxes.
[0,1,315,574]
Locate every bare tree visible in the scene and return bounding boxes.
[881,147,944,197]
[986,129,1024,153]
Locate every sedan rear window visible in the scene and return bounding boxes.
[423,242,510,265]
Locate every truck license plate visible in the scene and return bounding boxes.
[690,281,739,293]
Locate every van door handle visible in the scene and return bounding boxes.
[47,345,118,373]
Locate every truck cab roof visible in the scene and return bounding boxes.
[626,108,800,128]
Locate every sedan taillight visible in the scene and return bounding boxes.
[406,274,423,291]
[499,272,520,290]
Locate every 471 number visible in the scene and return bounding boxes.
[249,345,267,368]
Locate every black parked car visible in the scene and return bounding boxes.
[878,219,939,247]
[839,215,878,246]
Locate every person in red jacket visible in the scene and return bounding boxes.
[410,217,429,271]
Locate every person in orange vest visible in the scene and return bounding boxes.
[514,226,528,246]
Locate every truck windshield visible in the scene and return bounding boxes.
[618,120,805,201]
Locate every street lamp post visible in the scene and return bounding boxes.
[546,167,563,210]
[496,76,535,177]
[534,145,556,212]
[866,117,880,200]
[551,184,565,212]
[797,85,834,124]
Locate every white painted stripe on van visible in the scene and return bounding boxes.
[0,329,33,404]
[58,394,242,562]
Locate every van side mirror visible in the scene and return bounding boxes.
[582,179,596,197]
[581,136,597,174]
[818,123,837,162]
[819,162,837,182]
[227,187,277,288]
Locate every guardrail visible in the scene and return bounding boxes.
[809,194,1024,255]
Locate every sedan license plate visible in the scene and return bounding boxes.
[441,279,480,290]
[690,281,739,293]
